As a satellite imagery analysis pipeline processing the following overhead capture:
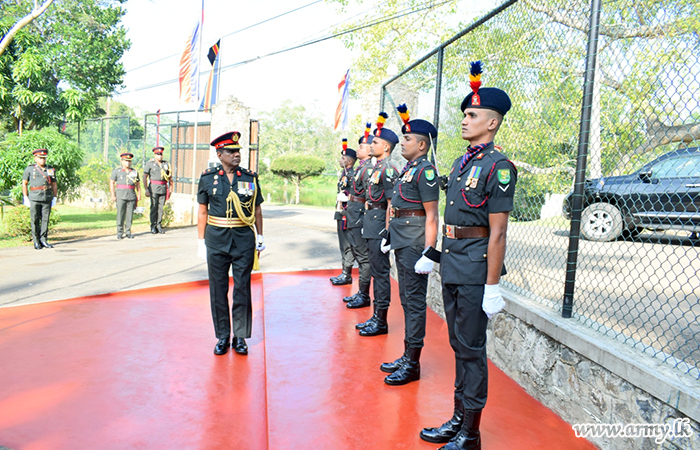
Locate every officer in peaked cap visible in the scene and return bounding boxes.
[354,113,400,324]
[380,104,440,386]
[197,131,265,356]
[330,139,357,286]
[341,129,373,307]
[143,146,173,234]
[21,149,58,249]
[109,152,141,239]
[419,61,517,450]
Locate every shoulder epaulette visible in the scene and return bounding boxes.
[201,165,221,176]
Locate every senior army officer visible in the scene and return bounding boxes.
[381,104,440,386]
[21,148,58,249]
[110,152,141,239]
[143,146,173,234]
[419,61,517,450]
[197,131,265,356]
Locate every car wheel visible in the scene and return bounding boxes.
[580,202,623,242]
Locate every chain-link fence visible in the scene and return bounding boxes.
[382,0,700,379]
[62,116,132,165]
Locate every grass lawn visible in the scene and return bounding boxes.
[0,204,153,248]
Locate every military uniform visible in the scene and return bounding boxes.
[110,161,140,238]
[197,135,264,349]
[22,150,56,249]
[330,165,355,285]
[143,148,172,233]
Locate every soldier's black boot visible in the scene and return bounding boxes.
[384,346,421,385]
[346,292,371,309]
[420,395,464,443]
[330,267,353,285]
[345,281,370,303]
[356,303,377,329]
[213,337,230,355]
[380,340,408,373]
[437,410,482,450]
[359,308,388,336]
[151,226,158,234]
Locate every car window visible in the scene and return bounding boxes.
[650,155,700,178]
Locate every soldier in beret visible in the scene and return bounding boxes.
[21,149,58,249]
[197,131,264,356]
[343,125,374,307]
[330,139,356,286]
[355,113,400,329]
[143,146,173,234]
[110,152,141,239]
[419,61,517,450]
[380,105,440,386]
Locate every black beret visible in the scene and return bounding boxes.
[461,87,511,116]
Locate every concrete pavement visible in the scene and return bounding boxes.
[0,205,345,307]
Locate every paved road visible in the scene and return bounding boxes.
[0,205,343,307]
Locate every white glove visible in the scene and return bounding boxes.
[380,238,391,253]
[256,235,265,252]
[197,239,207,262]
[336,192,349,202]
[51,197,57,207]
[23,196,30,207]
[482,284,505,319]
[414,255,434,274]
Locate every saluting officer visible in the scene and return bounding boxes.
[343,125,374,308]
[419,61,517,450]
[109,152,141,239]
[330,140,356,286]
[197,131,265,356]
[381,104,440,386]
[21,149,58,250]
[356,112,400,334]
[143,146,173,234]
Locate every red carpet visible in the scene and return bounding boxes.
[0,270,597,450]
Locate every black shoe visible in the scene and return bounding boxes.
[384,347,421,386]
[157,226,165,234]
[359,308,388,336]
[126,233,134,239]
[380,354,407,373]
[233,337,248,355]
[117,234,124,240]
[346,293,371,309]
[214,338,230,355]
[34,242,43,250]
[40,240,53,248]
[343,292,359,303]
[420,395,464,443]
[356,314,377,330]
[437,410,482,450]
[331,272,353,286]
[151,227,158,234]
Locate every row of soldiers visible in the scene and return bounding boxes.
[330,62,517,450]
[21,147,174,248]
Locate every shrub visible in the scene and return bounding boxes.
[3,206,61,241]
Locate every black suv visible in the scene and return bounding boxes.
[562,147,700,241]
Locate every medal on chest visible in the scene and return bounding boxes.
[237,181,254,196]
[370,169,381,185]
[465,166,482,190]
[46,168,55,177]
[403,167,417,183]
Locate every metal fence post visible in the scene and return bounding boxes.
[432,46,444,157]
[562,0,603,318]
[380,85,386,112]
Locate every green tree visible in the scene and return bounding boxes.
[0,128,84,201]
[270,153,326,204]
[0,0,130,133]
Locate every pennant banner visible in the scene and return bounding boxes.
[334,69,350,131]
[178,17,202,104]
[200,40,221,110]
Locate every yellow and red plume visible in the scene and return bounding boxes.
[396,103,410,125]
[364,122,371,143]
[376,112,388,136]
[469,61,483,95]
[342,138,348,153]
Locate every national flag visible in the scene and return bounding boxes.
[178,6,203,104]
[200,40,221,110]
[334,69,350,131]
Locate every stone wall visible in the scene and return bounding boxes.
[210,96,251,168]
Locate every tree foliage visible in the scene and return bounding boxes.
[0,0,130,132]
[0,128,84,201]
[270,153,326,204]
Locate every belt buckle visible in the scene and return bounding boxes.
[390,207,397,218]
[445,224,455,239]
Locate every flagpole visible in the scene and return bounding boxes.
[190,0,204,225]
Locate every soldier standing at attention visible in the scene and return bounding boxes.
[357,112,400,336]
[21,149,57,250]
[381,104,440,386]
[197,131,265,356]
[419,61,517,450]
[143,146,173,234]
[343,125,374,308]
[330,141,356,286]
[109,152,141,240]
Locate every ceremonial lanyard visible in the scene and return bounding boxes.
[459,142,491,172]
[35,165,51,184]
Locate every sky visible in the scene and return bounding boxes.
[115,0,371,125]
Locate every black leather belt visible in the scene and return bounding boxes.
[444,224,489,239]
[349,195,365,203]
[391,208,426,218]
